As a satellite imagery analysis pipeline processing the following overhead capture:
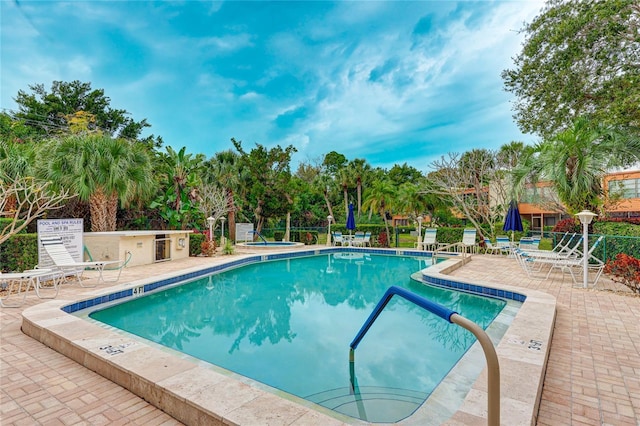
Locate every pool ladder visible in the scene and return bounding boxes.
[246,230,268,244]
[350,286,500,426]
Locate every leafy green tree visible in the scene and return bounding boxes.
[151,146,205,230]
[349,158,371,217]
[13,80,161,145]
[232,138,297,234]
[512,116,640,214]
[362,180,396,246]
[43,134,154,232]
[502,0,640,138]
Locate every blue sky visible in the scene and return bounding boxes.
[1,0,544,170]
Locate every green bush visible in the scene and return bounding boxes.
[273,231,285,241]
[189,233,205,256]
[0,233,38,272]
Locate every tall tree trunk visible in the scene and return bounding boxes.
[285,212,291,242]
[323,189,334,221]
[227,188,236,242]
[357,177,362,217]
[106,192,118,231]
[343,185,348,218]
[89,187,109,232]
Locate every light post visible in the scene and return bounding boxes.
[220,216,226,246]
[207,216,215,242]
[417,216,423,250]
[575,210,597,288]
[327,215,333,246]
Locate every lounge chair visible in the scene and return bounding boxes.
[415,228,438,251]
[40,236,125,287]
[460,228,478,254]
[0,269,57,307]
[363,232,372,247]
[496,235,512,256]
[517,236,603,285]
[483,238,502,255]
[352,231,366,247]
[332,232,344,247]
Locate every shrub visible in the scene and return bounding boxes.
[189,233,205,256]
[201,239,217,257]
[273,231,284,241]
[553,218,581,233]
[604,253,640,294]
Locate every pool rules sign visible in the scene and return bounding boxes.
[37,218,84,268]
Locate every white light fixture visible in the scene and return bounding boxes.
[207,216,215,242]
[220,216,226,245]
[327,215,333,246]
[417,216,423,250]
[575,210,597,288]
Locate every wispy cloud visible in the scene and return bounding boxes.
[0,0,544,171]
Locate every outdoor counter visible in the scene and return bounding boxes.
[84,230,192,267]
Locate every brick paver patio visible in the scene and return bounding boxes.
[2,251,639,425]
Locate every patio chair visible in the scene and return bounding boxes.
[459,228,478,254]
[483,238,502,255]
[496,235,512,256]
[0,268,57,307]
[332,232,344,246]
[415,228,438,251]
[528,236,605,285]
[352,231,366,247]
[363,232,372,247]
[40,236,125,287]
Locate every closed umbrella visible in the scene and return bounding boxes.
[503,200,523,243]
[346,203,356,244]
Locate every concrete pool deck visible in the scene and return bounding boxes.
[2,247,639,425]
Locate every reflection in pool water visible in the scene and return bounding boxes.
[90,253,506,423]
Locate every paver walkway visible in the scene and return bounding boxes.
[1,251,639,425]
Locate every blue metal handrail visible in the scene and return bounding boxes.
[349,285,500,425]
[247,230,268,244]
[350,286,456,351]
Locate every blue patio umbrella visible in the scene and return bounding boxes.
[346,203,356,236]
[503,200,523,242]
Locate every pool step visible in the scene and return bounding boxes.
[306,386,428,423]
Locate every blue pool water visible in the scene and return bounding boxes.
[89,253,506,423]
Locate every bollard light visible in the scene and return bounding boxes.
[417,216,423,250]
[575,210,597,288]
[327,215,333,246]
[207,216,215,242]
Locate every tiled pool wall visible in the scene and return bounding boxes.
[63,247,465,315]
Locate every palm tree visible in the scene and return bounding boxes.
[204,150,240,241]
[349,158,371,217]
[362,180,396,246]
[43,134,154,231]
[512,116,640,214]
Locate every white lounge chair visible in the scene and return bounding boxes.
[332,232,344,247]
[352,231,366,247]
[483,238,502,255]
[496,235,513,256]
[519,236,604,285]
[0,268,57,307]
[415,228,438,251]
[460,228,478,254]
[40,236,125,287]
[363,232,372,247]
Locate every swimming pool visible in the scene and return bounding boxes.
[88,253,506,423]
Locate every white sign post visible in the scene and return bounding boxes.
[37,219,84,268]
